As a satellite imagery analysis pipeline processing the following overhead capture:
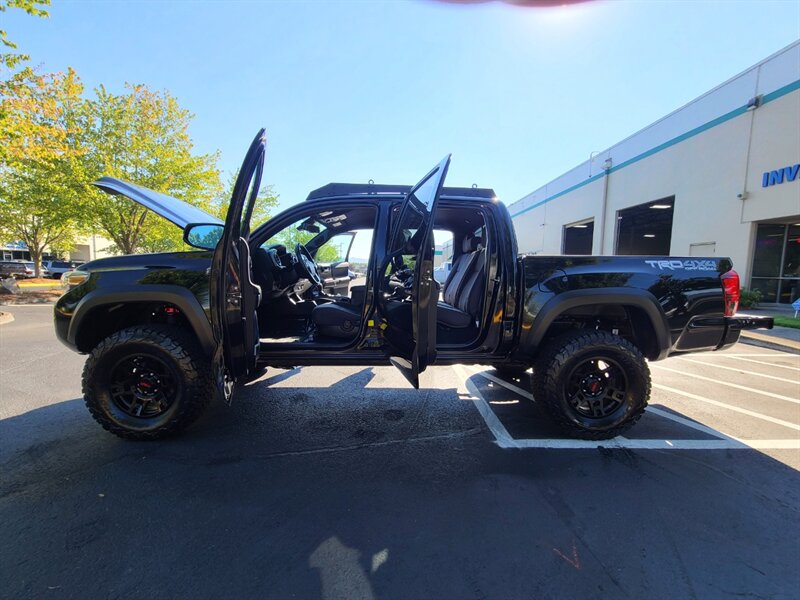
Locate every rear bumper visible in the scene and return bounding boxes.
[717,315,774,350]
[673,315,774,354]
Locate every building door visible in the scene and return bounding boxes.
[615,197,674,256]
[750,223,800,304]
[563,219,594,254]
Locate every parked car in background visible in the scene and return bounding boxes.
[433,260,452,284]
[42,260,75,279]
[0,261,27,279]
[14,261,48,278]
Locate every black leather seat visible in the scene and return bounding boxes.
[441,236,480,305]
[383,235,486,332]
[312,302,361,338]
[436,242,486,329]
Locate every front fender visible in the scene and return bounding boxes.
[68,285,216,356]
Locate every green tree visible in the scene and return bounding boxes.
[213,170,279,228]
[267,225,342,263]
[0,68,88,276]
[0,0,50,70]
[81,83,223,255]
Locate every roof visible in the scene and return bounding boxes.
[306,182,497,202]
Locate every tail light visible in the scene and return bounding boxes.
[720,269,740,317]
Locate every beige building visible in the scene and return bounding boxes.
[508,41,800,304]
[1,233,113,264]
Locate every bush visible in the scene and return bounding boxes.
[739,288,762,309]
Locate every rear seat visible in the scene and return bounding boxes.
[441,236,480,305]
[437,236,485,328]
[383,234,485,332]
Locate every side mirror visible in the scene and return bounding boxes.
[184,223,224,250]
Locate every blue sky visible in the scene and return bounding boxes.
[6,0,800,214]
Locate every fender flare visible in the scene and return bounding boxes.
[68,285,216,356]
[528,287,671,360]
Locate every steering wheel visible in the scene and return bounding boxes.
[294,243,323,287]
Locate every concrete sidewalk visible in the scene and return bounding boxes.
[738,305,800,354]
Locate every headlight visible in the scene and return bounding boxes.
[61,270,90,288]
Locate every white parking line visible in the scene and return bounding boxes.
[477,370,535,401]
[646,406,738,439]
[674,357,800,385]
[455,366,800,450]
[452,365,517,448]
[652,383,800,431]
[716,355,800,372]
[710,353,799,358]
[477,368,745,441]
[651,364,800,405]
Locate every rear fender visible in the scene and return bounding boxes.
[522,288,672,360]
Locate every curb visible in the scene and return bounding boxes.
[740,332,800,355]
[0,311,14,325]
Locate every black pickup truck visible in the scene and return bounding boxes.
[55,129,772,441]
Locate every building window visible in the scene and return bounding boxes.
[615,197,674,256]
[750,222,800,304]
[562,219,594,255]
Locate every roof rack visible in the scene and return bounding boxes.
[306,182,496,201]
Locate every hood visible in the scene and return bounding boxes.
[80,250,213,273]
[92,177,222,229]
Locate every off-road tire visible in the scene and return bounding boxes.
[82,325,213,440]
[533,330,650,440]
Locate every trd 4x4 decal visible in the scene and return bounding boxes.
[644,259,717,271]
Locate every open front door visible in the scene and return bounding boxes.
[385,155,451,388]
[209,129,266,404]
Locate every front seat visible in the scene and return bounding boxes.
[311,302,361,338]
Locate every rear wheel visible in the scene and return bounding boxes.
[533,330,650,440]
[82,326,213,440]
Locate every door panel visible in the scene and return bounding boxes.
[384,155,451,388]
[209,129,266,404]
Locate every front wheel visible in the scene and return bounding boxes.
[533,330,650,440]
[82,326,213,440]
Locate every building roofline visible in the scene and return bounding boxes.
[508,40,800,216]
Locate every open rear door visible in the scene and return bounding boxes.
[209,129,266,404]
[385,155,451,388]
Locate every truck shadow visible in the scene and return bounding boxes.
[1,367,799,599]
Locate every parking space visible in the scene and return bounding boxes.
[455,347,800,456]
[1,305,799,599]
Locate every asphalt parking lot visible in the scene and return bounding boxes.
[1,304,799,599]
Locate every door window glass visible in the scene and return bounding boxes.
[782,224,800,278]
[750,223,800,304]
[316,234,353,264]
[752,224,784,277]
[434,229,454,265]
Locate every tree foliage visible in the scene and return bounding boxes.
[0,68,88,276]
[0,0,50,70]
[81,84,223,254]
[213,170,279,228]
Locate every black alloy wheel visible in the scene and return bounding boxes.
[109,354,179,419]
[564,356,628,419]
[533,330,650,440]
